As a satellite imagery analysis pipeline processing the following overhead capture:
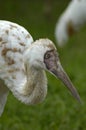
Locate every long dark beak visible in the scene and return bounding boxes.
[50,61,81,103]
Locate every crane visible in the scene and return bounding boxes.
[55,0,86,46]
[0,20,81,116]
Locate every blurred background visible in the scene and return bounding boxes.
[0,0,86,130]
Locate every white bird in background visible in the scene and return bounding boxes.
[55,0,86,47]
[0,20,81,116]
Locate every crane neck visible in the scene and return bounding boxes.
[17,62,48,105]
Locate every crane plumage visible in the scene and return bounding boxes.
[55,0,86,46]
[0,20,81,116]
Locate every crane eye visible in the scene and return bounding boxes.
[45,53,51,59]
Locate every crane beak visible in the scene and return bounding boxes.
[44,50,81,103]
[49,61,81,103]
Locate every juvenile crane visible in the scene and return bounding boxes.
[0,20,81,116]
[55,0,86,46]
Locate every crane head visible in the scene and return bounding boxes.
[26,38,81,103]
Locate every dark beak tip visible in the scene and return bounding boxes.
[77,97,83,105]
[50,66,82,104]
[75,96,82,104]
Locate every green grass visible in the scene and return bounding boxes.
[0,0,86,130]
